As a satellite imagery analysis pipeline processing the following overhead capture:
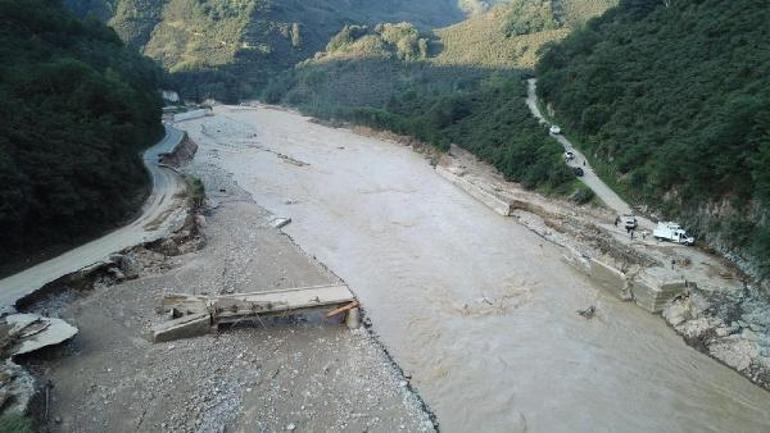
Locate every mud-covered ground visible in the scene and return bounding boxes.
[21,162,434,433]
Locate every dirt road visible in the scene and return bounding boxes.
[526,79,650,225]
[0,126,188,307]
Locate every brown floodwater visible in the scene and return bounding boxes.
[181,106,770,433]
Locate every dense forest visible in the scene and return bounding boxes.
[0,0,163,267]
[536,0,770,276]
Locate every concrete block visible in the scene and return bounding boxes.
[151,313,211,343]
[589,258,628,299]
[629,270,691,313]
[436,166,512,216]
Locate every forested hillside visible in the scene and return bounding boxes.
[0,0,163,268]
[66,0,476,100]
[264,0,616,195]
[536,0,770,276]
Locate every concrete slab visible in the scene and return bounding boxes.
[151,285,356,342]
[589,258,629,299]
[4,313,78,356]
[436,165,512,216]
[151,313,211,343]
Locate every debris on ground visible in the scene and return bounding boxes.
[577,306,596,319]
[272,217,292,229]
[1,314,77,357]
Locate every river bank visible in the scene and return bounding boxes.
[177,104,770,433]
[437,144,770,390]
[18,138,434,432]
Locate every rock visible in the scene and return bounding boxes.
[109,253,142,279]
[709,338,759,372]
[158,238,181,256]
[0,305,17,319]
[677,317,712,340]
[108,267,127,281]
[663,300,691,327]
[0,360,35,414]
[193,214,207,231]
[272,218,292,229]
[577,305,596,319]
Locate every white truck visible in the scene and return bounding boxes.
[653,222,695,246]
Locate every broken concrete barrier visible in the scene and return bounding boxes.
[3,313,78,356]
[586,260,690,313]
[630,268,694,313]
[151,312,211,343]
[589,258,631,300]
[435,165,512,216]
[151,285,357,342]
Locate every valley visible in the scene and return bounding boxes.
[171,105,770,432]
[2,1,770,432]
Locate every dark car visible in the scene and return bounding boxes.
[573,167,584,177]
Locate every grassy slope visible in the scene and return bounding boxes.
[433,1,565,69]
[536,0,770,275]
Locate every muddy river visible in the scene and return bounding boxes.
[181,106,770,433]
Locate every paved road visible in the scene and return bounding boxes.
[0,125,187,307]
[526,79,654,229]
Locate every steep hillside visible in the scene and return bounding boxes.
[433,0,617,68]
[536,0,770,276]
[0,0,163,267]
[262,0,616,195]
[66,0,471,100]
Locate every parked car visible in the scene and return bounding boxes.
[550,125,562,135]
[622,214,638,230]
[564,151,575,162]
[573,167,584,177]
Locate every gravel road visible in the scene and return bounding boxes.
[0,126,188,307]
[526,79,648,225]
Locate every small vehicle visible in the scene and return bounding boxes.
[653,222,695,246]
[623,214,638,230]
[573,167,584,177]
[550,125,562,135]
[564,151,575,162]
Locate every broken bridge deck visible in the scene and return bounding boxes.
[152,284,357,342]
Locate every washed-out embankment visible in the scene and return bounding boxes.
[0,130,203,422]
[436,149,770,391]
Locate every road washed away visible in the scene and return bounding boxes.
[179,106,770,433]
[0,126,188,307]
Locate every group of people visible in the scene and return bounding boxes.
[613,215,646,240]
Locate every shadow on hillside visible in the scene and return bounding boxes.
[271,56,527,110]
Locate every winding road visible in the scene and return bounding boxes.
[0,125,188,307]
[526,79,649,224]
